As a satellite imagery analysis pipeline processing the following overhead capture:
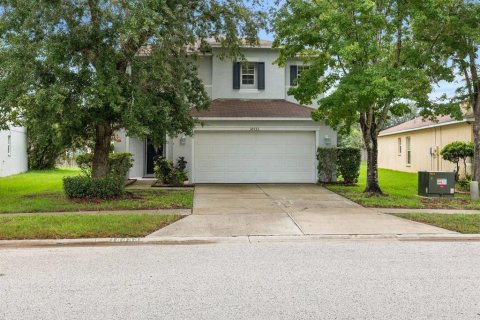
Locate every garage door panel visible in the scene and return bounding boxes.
[194,131,316,183]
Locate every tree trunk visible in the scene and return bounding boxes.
[473,106,480,182]
[91,124,112,178]
[359,112,383,195]
[364,135,383,194]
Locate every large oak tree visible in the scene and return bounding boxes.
[272,0,452,193]
[0,0,265,177]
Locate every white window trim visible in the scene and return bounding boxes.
[297,65,310,79]
[406,136,411,166]
[398,137,402,156]
[241,62,256,89]
[7,134,11,157]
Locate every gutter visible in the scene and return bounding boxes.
[379,119,469,137]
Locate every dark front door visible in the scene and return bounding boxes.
[145,140,164,176]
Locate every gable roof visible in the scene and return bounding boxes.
[191,99,314,119]
[379,115,468,136]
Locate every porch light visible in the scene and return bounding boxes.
[180,134,186,145]
[324,135,331,146]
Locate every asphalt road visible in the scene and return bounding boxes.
[1,240,480,320]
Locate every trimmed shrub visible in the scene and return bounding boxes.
[317,147,361,184]
[337,147,361,184]
[317,147,338,183]
[63,175,125,199]
[75,152,133,178]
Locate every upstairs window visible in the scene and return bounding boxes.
[290,65,310,86]
[296,65,310,80]
[233,62,265,90]
[241,62,256,87]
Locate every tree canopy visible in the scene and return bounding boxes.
[272,0,454,193]
[0,0,266,176]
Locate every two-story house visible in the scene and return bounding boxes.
[114,40,337,183]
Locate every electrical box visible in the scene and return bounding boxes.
[418,171,455,197]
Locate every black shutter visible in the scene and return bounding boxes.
[257,62,265,90]
[233,62,241,89]
[290,65,298,86]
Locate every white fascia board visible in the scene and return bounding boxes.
[378,119,468,137]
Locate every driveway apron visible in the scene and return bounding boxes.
[148,184,454,237]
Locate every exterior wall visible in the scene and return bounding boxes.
[195,55,213,97]
[193,48,317,105]
[378,122,473,175]
[113,130,144,178]
[0,126,28,177]
[169,119,337,183]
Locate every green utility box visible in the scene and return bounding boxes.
[418,171,455,197]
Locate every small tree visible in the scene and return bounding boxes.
[440,141,474,181]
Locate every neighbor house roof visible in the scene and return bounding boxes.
[379,115,469,136]
[191,99,314,119]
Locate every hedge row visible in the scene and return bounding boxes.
[317,147,361,184]
[63,175,125,199]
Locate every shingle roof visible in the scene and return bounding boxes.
[191,99,314,118]
[379,115,463,136]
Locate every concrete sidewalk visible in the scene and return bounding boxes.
[148,184,455,238]
[0,209,192,217]
[376,208,480,215]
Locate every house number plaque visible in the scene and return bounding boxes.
[250,127,260,131]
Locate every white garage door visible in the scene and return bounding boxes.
[194,131,316,183]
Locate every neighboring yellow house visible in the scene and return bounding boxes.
[378,115,474,176]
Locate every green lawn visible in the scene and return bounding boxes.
[0,214,181,239]
[326,163,480,209]
[0,169,193,213]
[391,213,480,234]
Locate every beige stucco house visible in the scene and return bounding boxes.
[378,114,474,176]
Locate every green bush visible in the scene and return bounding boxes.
[317,147,338,183]
[317,147,361,184]
[109,153,134,177]
[337,147,361,184]
[154,156,188,186]
[75,152,133,178]
[63,175,125,199]
[458,177,471,192]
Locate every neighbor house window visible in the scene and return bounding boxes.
[241,62,256,87]
[406,136,411,165]
[7,134,11,157]
[398,138,402,155]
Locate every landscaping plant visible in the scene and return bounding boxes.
[154,156,188,186]
[317,148,338,183]
[440,141,474,181]
[317,147,361,184]
[63,175,125,199]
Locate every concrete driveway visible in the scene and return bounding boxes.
[149,184,454,237]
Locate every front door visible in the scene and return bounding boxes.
[145,140,164,176]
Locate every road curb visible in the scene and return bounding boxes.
[2,233,480,248]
